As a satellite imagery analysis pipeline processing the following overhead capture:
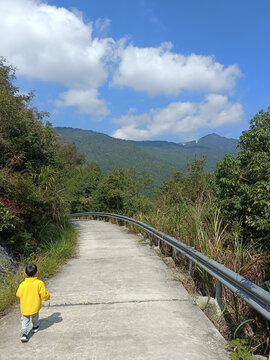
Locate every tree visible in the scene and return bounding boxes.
[214,108,270,246]
[91,168,151,215]
[158,155,209,206]
[70,163,102,213]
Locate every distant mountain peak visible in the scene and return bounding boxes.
[178,133,237,149]
[200,133,231,140]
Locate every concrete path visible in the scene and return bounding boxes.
[0,220,229,359]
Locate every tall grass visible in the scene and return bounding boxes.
[34,223,77,279]
[0,221,77,315]
[135,198,267,345]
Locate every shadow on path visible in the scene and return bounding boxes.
[26,312,62,342]
[39,312,62,331]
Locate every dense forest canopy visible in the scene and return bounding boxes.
[55,127,238,188]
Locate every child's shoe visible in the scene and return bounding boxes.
[32,326,39,333]
[20,334,28,343]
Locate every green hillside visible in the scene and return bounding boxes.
[55,128,238,188]
[55,127,174,189]
[130,133,238,172]
[129,140,188,170]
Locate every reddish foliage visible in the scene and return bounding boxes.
[0,197,27,215]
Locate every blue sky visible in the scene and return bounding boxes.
[1,0,269,142]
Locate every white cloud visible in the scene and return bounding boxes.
[0,0,114,118]
[55,89,109,119]
[0,0,244,131]
[112,94,243,140]
[112,44,241,96]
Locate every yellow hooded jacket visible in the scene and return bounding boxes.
[16,277,50,316]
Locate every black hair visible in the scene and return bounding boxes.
[25,264,37,277]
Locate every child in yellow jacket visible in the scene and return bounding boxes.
[16,263,50,343]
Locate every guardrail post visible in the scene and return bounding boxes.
[172,247,176,261]
[149,234,154,246]
[188,259,193,276]
[215,280,224,311]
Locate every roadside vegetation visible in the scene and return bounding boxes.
[1,58,269,357]
[0,58,81,313]
[136,108,270,357]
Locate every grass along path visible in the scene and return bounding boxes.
[0,222,77,316]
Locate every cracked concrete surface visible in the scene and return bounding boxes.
[0,220,229,359]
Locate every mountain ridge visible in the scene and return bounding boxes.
[129,132,238,172]
[55,127,238,187]
[55,127,174,188]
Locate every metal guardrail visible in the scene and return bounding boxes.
[68,212,270,321]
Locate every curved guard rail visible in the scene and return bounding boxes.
[68,212,270,321]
